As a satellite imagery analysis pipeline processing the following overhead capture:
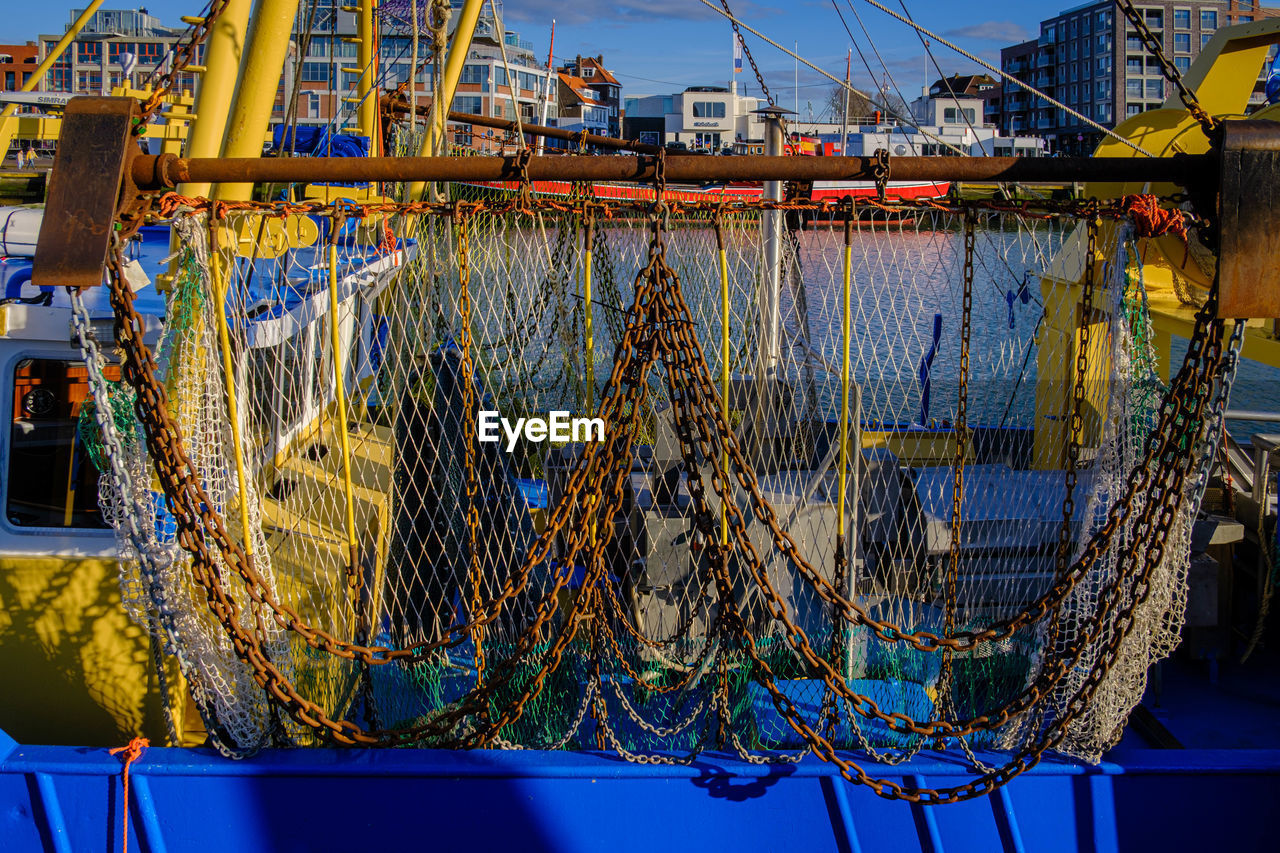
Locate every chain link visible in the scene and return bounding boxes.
[98,189,1234,798]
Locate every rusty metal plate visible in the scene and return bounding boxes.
[1218,119,1280,319]
[32,97,138,290]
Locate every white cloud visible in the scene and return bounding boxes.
[943,21,1029,43]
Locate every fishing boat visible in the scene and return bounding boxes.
[2,2,1280,851]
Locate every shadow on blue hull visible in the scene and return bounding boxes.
[2,727,1277,852]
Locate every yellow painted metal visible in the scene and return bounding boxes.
[838,237,852,540]
[208,239,256,557]
[214,0,304,202]
[183,0,253,194]
[0,555,188,747]
[1178,18,1280,118]
[216,211,320,259]
[0,0,109,156]
[1031,18,1280,466]
[328,237,360,559]
[356,0,378,143]
[719,242,731,546]
[407,0,486,201]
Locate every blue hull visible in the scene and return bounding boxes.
[2,727,1277,852]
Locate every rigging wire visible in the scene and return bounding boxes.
[703,0,968,157]
[893,0,989,157]
[829,0,945,156]
[851,0,1155,156]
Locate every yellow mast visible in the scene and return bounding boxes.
[344,0,378,144]
[213,0,304,202]
[406,0,486,201]
[179,0,254,198]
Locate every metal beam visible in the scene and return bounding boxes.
[133,151,1212,191]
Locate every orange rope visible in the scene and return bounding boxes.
[109,737,149,853]
[1123,194,1190,242]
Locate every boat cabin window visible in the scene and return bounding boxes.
[7,358,118,529]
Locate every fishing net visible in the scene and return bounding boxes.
[82,189,1237,801]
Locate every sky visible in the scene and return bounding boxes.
[2,1,1064,121]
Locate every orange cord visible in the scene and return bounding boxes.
[110,737,149,853]
[1123,194,1189,242]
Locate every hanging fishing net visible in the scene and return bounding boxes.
[80,188,1238,802]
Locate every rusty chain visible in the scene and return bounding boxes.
[100,177,1230,800]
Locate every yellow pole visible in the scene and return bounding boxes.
[179,0,253,197]
[406,0,485,201]
[160,0,252,293]
[355,0,378,143]
[583,214,596,552]
[716,218,731,546]
[837,216,852,543]
[328,228,360,577]
[583,216,595,412]
[0,0,110,155]
[209,225,255,557]
[214,0,304,202]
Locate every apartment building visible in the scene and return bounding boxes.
[0,43,40,93]
[37,8,194,97]
[1000,1,1275,154]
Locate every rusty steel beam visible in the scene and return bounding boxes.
[133,151,1213,191]
[382,97,661,154]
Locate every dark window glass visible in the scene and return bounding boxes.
[7,359,120,528]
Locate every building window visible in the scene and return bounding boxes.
[454,96,483,115]
[1201,10,1217,30]
[1127,57,1143,73]
[1127,104,1142,117]
[1097,34,1108,50]
[692,101,726,118]
[1126,78,1143,97]
[1098,103,1112,122]
[1201,33,1213,49]
[307,92,321,119]
[1097,80,1109,98]
[77,41,101,61]
[1174,56,1191,73]
[300,62,328,83]
[460,64,488,85]
[581,67,594,78]
[494,66,507,87]
[46,68,70,91]
[1173,9,1191,29]
[1097,56,1111,74]
[1144,9,1163,29]
[943,107,976,124]
[1096,11,1111,30]
[137,42,163,63]
[1174,33,1191,53]
[694,132,720,149]
[1126,34,1143,51]
[6,359,119,529]
[1146,78,1164,99]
